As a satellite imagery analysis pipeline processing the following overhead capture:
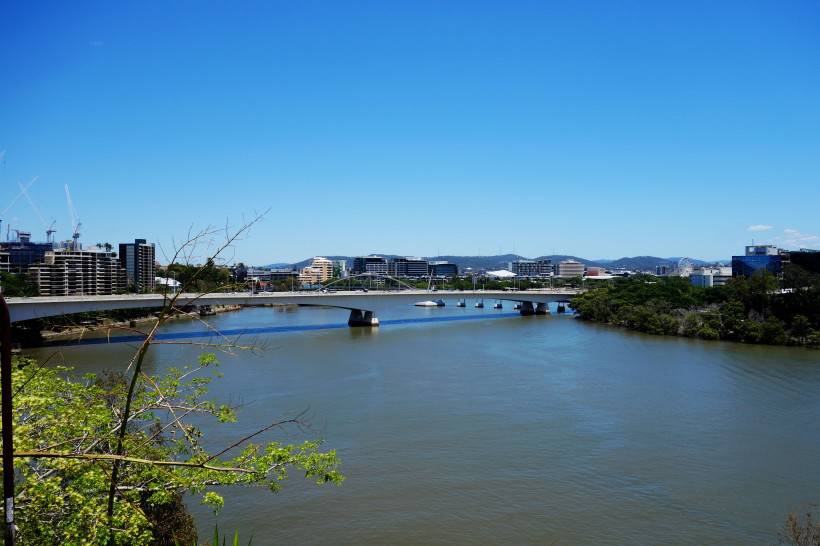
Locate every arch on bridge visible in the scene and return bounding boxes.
[317,272,418,292]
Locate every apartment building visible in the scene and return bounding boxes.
[29,248,127,296]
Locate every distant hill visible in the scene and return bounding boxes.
[259,254,683,272]
[600,256,673,271]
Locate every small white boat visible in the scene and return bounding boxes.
[513,303,521,310]
[493,301,503,309]
[475,300,484,308]
[456,299,466,307]
[415,299,445,307]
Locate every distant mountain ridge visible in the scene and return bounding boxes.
[260,254,723,272]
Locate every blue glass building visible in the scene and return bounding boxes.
[731,255,782,277]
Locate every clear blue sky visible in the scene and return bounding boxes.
[2,1,819,264]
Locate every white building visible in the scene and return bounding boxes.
[556,260,584,278]
[299,256,334,285]
[690,266,732,288]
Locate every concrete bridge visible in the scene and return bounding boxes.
[5,289,581,326]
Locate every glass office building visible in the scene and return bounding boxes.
[430,261,458,278]
[352,256,388,275]
[389,257,429,278]
[731,255,782,277]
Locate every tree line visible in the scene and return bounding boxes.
[570,265,820,347]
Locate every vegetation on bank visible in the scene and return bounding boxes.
[570,266,820,347]
[3,355,342,545]
[782,511,820,545]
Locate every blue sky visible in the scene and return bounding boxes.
[2,1,819,264]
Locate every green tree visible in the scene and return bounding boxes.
[791,315,812,343]
[6,356,342,545]
[739,319,763,344]
[761,316,787,345]
[719,300,746,340]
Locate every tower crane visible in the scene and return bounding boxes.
[64,184,81,250]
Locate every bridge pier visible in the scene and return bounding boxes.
[519,301,535,316]
[348,309,379,327]
[535,302,550,315]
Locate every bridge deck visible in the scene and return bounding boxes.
[5,289,581,323]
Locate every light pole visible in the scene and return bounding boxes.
[1,294,16,545]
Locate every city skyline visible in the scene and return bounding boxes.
[2,2,820,264]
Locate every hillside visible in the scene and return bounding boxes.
[259,254,711,272]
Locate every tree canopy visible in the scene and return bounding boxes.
[570,268,820,347]
[5,354,343,545]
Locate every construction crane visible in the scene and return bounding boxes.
[1,177,38,240]
[46,220,57,244]
[16,180,56,245]
[64,184,81,250]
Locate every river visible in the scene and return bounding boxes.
[25,300,820,544]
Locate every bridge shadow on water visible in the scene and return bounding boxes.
[41,312,546,348]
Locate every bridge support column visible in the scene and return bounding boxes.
[519,301,535,316]
[535,302,550,315]
[556,302,566,314]
[348,309,379,327]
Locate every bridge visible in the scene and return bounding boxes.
[5,289,581,326]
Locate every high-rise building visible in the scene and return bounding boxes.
[299,257,334,285]
[29,248,127,296]
[508,259,552,277]
[0,252,9,273]
[119,239,156,292]
[389,257,429,278]
[352,256,388,275]
[310,257,333,282]
[0,239,54,274]
[556,259,584,278]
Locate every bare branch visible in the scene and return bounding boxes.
[13,452,258,474]
[204,413,306,464]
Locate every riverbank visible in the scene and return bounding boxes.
[570,273,820,348]
[39,304,245,341]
